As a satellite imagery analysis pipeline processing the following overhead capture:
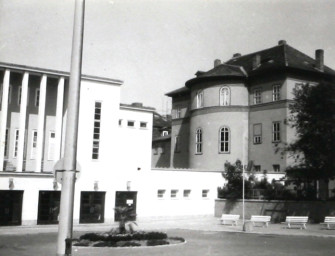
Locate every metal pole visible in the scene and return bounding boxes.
[242,164,245,225]
[56,0,85,255]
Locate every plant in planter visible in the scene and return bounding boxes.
[113,206,137,234]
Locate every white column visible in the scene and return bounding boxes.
[55,77,64,161]
[16,72,29,172]
[0,69,10,171]
[35,75,47,172]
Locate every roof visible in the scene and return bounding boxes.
[165,86,190,97]
[184,42,335,88]
[120,103,155,112]
[153,112,171,128]
[225,44,335,75]
[0,62,123,85]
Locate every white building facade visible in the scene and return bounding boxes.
[0,63,223,226]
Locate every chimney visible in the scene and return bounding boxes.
[233,53,241,58]
[278,40,287,45]
[252,54,261,69]
[214,59,221,67]
[315,49,324,71]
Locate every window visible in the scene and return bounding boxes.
[195,128,202,154]
[196,90,204,108]
[30,130,38,159]
[253,88,262,104]
[162,130,169,136]
[183,189,191,198]
[202,189,209,198]
[13,129,19,158]
[254,165,261,172]
[118,119,122,126]
[170,189,179,198]
[17,86,22,105]
[35,89,40,107]
[48,131,56,161]
[273,164,280,172]
[253,124,262,144]
[140,122,147,128]
[219,127,230,153]
[127,120,135,127]
[174,135,180,153]
[175,106,181,118]
[92,102,102,160]
[4,129,8,157]
[272,84,281,101]
[272,122,281,142]
[220,87,230,106]
[157,189,166,198]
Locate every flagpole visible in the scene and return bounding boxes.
[56,0,85,255]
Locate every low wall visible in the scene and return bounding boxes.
[215,199,335,223]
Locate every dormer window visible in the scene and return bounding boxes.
[219,87,230,106]
[196,90,204,108]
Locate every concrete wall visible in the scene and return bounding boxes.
[215,199,335,223]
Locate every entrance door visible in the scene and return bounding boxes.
[37,191,61,224]
[114,191,137,221]
[79,192,105,223]
[0,190,23,226]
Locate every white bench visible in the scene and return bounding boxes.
[250,215,271,227]
[284,216,308,229]
[320,216,335,229]
[220,214,240,226]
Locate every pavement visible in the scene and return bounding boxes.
[1,215,335,238]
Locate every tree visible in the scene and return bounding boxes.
[286,81,335,183]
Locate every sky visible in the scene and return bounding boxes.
[0,0,335,114]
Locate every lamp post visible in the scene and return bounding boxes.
[56,0,85,255]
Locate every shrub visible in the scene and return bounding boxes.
[146,239,169,246]
[169,236,185,242]
[93,241,110,247]
[117,241,141,247]
[79,233,104,242]
[73,240,90,247]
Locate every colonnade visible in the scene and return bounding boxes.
[0,69,65,172]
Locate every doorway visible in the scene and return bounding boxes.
[0,190,23,226]
[114,191,137,222]
[37,191,61,224]
[79,191,105,223]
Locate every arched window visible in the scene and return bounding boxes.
[195,128,202,154]
[219,87,230,106]
[219,127,230,153]
[196,90,204,108]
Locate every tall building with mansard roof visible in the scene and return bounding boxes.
[166,40,335,181]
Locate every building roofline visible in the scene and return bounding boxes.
[120,103,155,113]
[0,62,123,86]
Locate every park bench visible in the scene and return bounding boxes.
[320,216,335,229]
[283,216,308,229]
[250,215,271,227]
[220,214,240,226]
